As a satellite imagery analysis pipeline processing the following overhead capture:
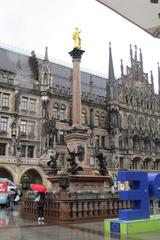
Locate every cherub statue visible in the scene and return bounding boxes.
[66,147,83,175]
[47,151,59,175]
[73,27,81,49]
[95,151,108,176]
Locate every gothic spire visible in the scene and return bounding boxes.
[40,47,53,90]
[108,42,115,81]
[120,59,124,76]
[134,45,137,63]
[130,44,133,68]
[139,48,143,72]
[150,70,154,92]
[44,46,49,62]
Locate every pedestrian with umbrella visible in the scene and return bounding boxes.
[31,184,47,223]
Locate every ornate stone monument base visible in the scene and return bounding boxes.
[65,127,91,175]
[48,175,111,193]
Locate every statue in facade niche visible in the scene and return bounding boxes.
[73,27,81,49]
[48,116,57,147]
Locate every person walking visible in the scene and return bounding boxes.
[34,192,45,223]
[7,188,17,210]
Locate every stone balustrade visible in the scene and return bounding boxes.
[21,195,131,223]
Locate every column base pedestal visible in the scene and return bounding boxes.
[105,215,160,240]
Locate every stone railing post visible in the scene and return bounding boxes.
[59,191,71,222]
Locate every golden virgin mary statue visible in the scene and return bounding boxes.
[73,27,81,49]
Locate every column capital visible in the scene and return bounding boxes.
[69,48,85,60]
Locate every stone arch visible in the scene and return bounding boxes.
[18,166,47,186]
[0,166,14,181]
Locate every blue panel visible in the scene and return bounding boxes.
[110,221,120,233]
[117,171,149,221]
[148,173,160,199]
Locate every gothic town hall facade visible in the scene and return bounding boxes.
[0,44,160,185]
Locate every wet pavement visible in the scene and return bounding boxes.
[0,204,104,240]
[1,205,160,240]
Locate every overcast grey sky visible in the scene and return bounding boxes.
[0,0,160,92]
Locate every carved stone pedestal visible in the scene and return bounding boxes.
[65,126,91,174]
